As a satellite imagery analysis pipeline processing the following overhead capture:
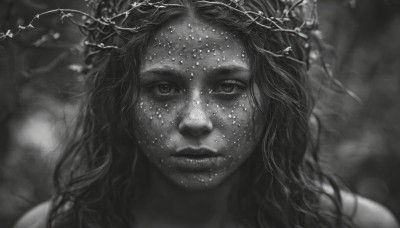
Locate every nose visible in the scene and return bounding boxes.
[178,98,213,137]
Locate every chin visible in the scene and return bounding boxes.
[164,169,234,191]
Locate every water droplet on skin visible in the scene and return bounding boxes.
[180,60,183,64]
[228,114,232,118]
[225,37,228,40]
[172,58,175,61]
[188,23,191,27]
[158,114,162,118]
[150,116,153,120]
[198,38,202,42]
[196,62,199,66]
[205,35,209,38]
[227,45,230,48]
[222,135,226,138]
[190,72,194,76]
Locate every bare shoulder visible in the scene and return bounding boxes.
[14,201,51,228]
[320,186,399,228]
[342,191,399,228]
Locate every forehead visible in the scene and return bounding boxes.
[142,16,248,71]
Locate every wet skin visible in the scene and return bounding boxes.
[134,16,266,190]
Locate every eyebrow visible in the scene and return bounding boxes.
[140,65,250,80]
[207,65,249,77]
[140,67,185,79]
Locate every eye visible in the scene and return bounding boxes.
[147,81,180,99]
[213,80,246,95]
[158,83,173,94]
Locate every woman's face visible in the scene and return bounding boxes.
[134,16,266,190]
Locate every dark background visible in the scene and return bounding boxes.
[0,0,399,227]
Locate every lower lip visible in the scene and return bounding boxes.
[169,156,224,172]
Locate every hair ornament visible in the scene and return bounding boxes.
[1,0,321,66]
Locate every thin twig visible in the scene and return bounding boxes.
[285,0,304,18]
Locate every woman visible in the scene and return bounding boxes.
[15,0,399,227]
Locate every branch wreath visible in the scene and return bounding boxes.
[1,0,319,65]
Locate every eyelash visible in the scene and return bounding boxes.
[145,80,246,99]
[212,80,246,95]
[147,82,180,97]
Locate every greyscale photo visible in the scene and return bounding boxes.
[0,0,399,227]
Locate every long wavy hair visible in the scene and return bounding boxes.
[48,0,352,227]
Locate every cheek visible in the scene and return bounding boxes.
[217,95,265,162]
[133,98,178,155]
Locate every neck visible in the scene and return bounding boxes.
[133,167,241,228]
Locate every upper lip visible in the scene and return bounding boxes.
[172,147,219,158]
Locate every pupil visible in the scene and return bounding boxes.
[159,84,172,93]
[222,84,234,93]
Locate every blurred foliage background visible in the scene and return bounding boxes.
[0,0,399,227]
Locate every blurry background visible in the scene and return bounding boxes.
[0,0,399,227]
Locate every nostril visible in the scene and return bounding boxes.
[178,119,213,137]
[178,110,213,137]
